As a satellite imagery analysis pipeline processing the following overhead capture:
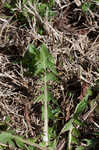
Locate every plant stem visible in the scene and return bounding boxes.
[43,70,49,146]
[68,124,73,150]
[13,134,47,150]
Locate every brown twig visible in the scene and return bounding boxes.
[24,102,34,136]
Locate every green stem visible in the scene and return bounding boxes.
[0,131,47,150]
[68,124,73,150]
[43,70,48,146]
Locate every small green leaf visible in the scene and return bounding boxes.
[48,61,57,75]
[48,127,57,140]
[61,119,73,134]
[40,44,48,70]
[0,132,15,147]
[38,3,47,17]
[82,2,91,12]
[76,146,84,150]
[35,63,44,75]
[48,105,55,120]
[87,88,93,96]
[73,88,92,118]
[4,3,12,9]
[15,138,25,149]
[48,139,57,150]
[72,136,78,144]
[68,124,73,150]
[74,99,88,118]
[73,119,83,126]
[38,27,44,35]
[22,8,29,17]
[46,72,58,82]
[28,44,36,54]
[28,145,37,150]
[52,108,60,117]
[72,128,80,137]
[82,139,95,148]
[34,94,44,103]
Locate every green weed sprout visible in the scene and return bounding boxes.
[60,88,92,150]
[0,44,60,149]
[29,44,59,148]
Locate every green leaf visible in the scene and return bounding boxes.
[87,88,93,96]
[48,127,57,140]
[47,61,57,75]
[35,63,44,75]
[68,124,73,150]
[34,94,44,103]
[4,3,12,9]
[0,132,15,148]
[76,146,84,150]
[41,105,44,120]
[28,145,37,150]
[38,3,47,17]
[74,99,88,118]
[72,128,80,138]
[39,44,57,73]
[82,2,91,12]
[74,89,92,118]
[47,90,52,102]
[73,119,83,126]
[33,44,57,78]
[82,139,97,148]
[22,8,29,17]
[48,139,57,150]
[0,132,46,150]
[44,72,58,82]
[38,27,44,35]
[48,105,55,120]
[72,136,78,144]
[61,119,73,134]
[40,44,49,70]
[28,44,36,54]
[15,138,25,149]
[52,107,60,118]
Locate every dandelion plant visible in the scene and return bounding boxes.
[28,43,58,147]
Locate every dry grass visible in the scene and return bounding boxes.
[0,0,99,149]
